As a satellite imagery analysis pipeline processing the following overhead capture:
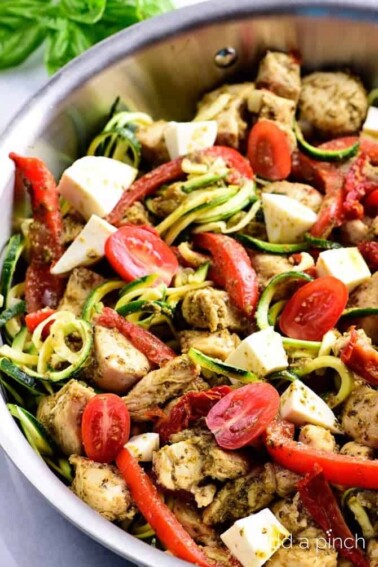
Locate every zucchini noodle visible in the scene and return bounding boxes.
[256,271,313,330]
[87,111,152,168]
[294,355,355,408]
[33,312,93,382]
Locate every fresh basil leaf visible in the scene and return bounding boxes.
[101,0,140,25]
[0,22,45,69]
[45,19,92,74]
[0,1,55,20]
[136,0,174,20]
[59,0,106,25]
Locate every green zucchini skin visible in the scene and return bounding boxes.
[256,271,313,330]
[188,348,259,383]
[304,233,342,249]
[294,122,360,162]
[0,300,25,327]
[0,357,42,394]
[82,280,124,322]
[235,233,310,254]
[0,234,24,301]
[341,307,378,318]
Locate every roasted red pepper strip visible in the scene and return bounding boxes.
[264,419,378,489]
[358,241,378,272]
[9,153,64,312]
[203,146,254,183]
[106,157,184,226]
[341,153,378,220]
[310,169,345,238]
[156,385,232,443]
[96,307,175,366]
[106,146,253,226]
[298,465,369,567]
[116,448,215,567]
[340,327,378,385]
[194,232,259,316]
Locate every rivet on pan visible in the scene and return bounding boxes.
[214,47,237,68]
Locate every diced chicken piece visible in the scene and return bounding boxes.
[342,386,378,449]
[256,51,301,102]
[147,183,187,218]
[340,441,375,460]
[267,539,337,567]
[298,425,337,452]
[195,83,255,149]
[340,219,371,245]
[136,120,170,166]
[272,464,301,498]
[69,456,135,522]
[181,288,247,333]
[37,380,95,456]
[248,89,296,128]
[250,252,294,291]
[91,326,151,394]
[123,355,202,421]
[171,429,249,482]
[263,180,323,212]
[299,72,368,137]
[179,329,240,361]
[170,499,220,546]
[153,440,203,491]
[120,201,151,226]
[62,213,84,245]
[368,539,378,567]
[272,493,319,538]
[58,267,105,316]
[203,464,276,525]
[192,484,217,508]
[153,429,249,499]
[348,271,378,344]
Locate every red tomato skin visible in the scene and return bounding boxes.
[82,394,130,463]
[279,276,348,341]
[247,120,292,181]
[206,383,280,450]
[105,225,178,285]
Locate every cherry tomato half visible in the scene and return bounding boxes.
[82,393,130,463]
[247,120,292,181]
[206,383,280,450]
[279,276,348,341]
[105,224,178,285]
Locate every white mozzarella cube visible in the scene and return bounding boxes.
[262,193,317,243]
[225,327,288,377]
[125,433,160,462]
[58,156,137,220]
[51,215,116,275]
[280,380,340,433]
[316,247,371,292]
[221,509,290,567]
[164,121,217,159]
[362,106,378,137]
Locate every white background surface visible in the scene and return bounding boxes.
[0,1,204,566]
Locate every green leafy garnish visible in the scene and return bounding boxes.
[0,0,174,74]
